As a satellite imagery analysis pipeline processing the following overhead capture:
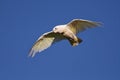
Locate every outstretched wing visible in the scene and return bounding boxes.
[67,19,101,34]
[29,31,65,57]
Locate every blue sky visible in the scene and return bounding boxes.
[0,0,120,80]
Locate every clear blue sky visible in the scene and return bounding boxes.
[0,0,120,80]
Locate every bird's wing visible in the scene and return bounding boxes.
[29,31,65,57]
[67,19,101,34]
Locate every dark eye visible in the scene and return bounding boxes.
[54,28,57,30]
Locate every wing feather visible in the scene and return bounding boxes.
[29,31,65,57]
[67,19,101,34]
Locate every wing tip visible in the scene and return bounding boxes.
[93,22,103,28]
[28,49,36,58]
[71,19,102,26]
[28,48,45,58]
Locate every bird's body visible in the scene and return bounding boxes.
[53,25,80,46]
[29,19,101,57]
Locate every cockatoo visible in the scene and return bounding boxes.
[29,19,100,57]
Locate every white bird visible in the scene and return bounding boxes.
[29,19,101,57]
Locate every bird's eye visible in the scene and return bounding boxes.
[54,28,57,30]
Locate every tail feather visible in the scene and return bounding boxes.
[77,37,83,44]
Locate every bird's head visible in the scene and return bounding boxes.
[53,25,66,33]
[53,26,59,32]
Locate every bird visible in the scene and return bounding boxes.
[29,19,101,57]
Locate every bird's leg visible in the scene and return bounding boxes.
[65,34,83,46]
[62,31,83,46]
[67,38,79,46]
[65,35,81,46]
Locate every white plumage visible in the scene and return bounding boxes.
[29,19,101,57]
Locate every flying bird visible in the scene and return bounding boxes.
[29,19,101,57]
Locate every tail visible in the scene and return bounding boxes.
[68,37,83,46]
